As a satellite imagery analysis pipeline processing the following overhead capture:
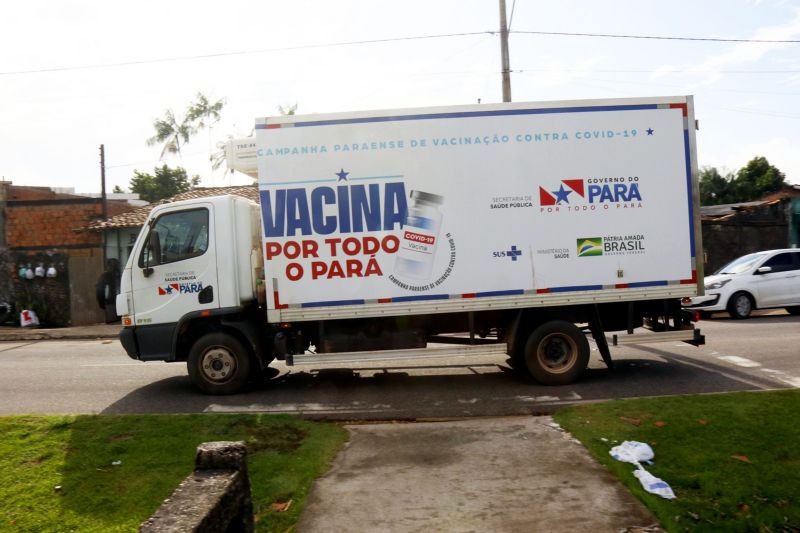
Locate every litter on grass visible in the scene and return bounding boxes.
[609,440,676,500]
[609,441,654,465]
[271,500,292,512]
[633,467,676,499]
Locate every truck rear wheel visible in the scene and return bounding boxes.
[522,320,589,385]
[187,332,252,395]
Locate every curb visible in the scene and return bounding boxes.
[0,327,121,342]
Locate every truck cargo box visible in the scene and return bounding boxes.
[256,96,701,323]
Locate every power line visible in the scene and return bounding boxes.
[508,0,517,31]
[3,27,798,77]
[513,30,800,43]
[0,32,492,76]
[514,67,800,74]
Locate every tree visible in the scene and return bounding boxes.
[699,166,735,205]
[146,108,192,159]
[129,165,200,203]
[731,156,786,202]
[278,103,297,116]
[112,185,125,193]
[186,92,225,131]
[146,92,225,159]
[699,157,786,206]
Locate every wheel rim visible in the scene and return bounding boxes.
[199,346,237,383]
[536,333,578,374]
[735,295,751,316]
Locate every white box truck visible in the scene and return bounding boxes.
[117,96,704,394]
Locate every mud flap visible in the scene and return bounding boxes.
[589,304,614,370]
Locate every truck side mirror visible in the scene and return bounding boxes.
[143,230,162,278]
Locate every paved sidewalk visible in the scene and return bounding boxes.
[298,416,660,533]
[0,323,121,341]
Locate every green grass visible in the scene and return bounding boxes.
[0,414,347,532]
[554,390,800,532]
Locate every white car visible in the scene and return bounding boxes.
[683,248,800,319]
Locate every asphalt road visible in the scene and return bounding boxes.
[0,311,797,419]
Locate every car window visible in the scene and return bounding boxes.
[139,208,209,267]
[715,252,767,275]
[789,252,800,271]
[762,252,797,273]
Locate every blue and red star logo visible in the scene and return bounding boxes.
[539,179,585,206]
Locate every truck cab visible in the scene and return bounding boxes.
[117,195,269,392]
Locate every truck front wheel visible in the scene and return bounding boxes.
[522,321,589,385]
[187,333,252,395]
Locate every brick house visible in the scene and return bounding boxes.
[0,181,137,326]
[81,185,258,320]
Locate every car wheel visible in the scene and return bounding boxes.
[521,320,590,385]
[187,332,252,395]
[727,292,753,319]
[786,306,800,316]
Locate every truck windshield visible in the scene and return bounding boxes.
[139,208,209,267]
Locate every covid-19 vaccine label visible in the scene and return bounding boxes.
[394,190,444,280]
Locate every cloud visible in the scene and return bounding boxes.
[516,57,606,91]
[689,8,800,85]
[650,8,800,85]
[708,137,800,184]
[650,65,679,79]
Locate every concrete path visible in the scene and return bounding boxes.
[298,416,659,533]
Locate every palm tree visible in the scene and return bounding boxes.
[146,108,192,159]
[146,92,225,160]
[186,92,225,132]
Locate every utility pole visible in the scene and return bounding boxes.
[499,0,512,102]
[100,144,107,220]
[0,177,8,248]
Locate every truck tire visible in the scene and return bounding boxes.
[727,292,753,319]
[521,320,589,385]
[95,272,111,310]
[786,306,800,316]
[0,302,11,324]
[187,333,252,395]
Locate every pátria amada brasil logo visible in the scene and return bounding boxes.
[577,238,603,257]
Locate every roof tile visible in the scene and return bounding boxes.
[84,185,259,231]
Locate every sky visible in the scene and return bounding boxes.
[2,0,799,195]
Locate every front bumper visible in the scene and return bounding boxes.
[120,327,140,360]
[682,293,722,311]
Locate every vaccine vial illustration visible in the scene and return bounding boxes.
[394,190,445,280]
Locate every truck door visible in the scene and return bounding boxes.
[130,204,219,360]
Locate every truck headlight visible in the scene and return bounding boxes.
[705,279,731,290]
